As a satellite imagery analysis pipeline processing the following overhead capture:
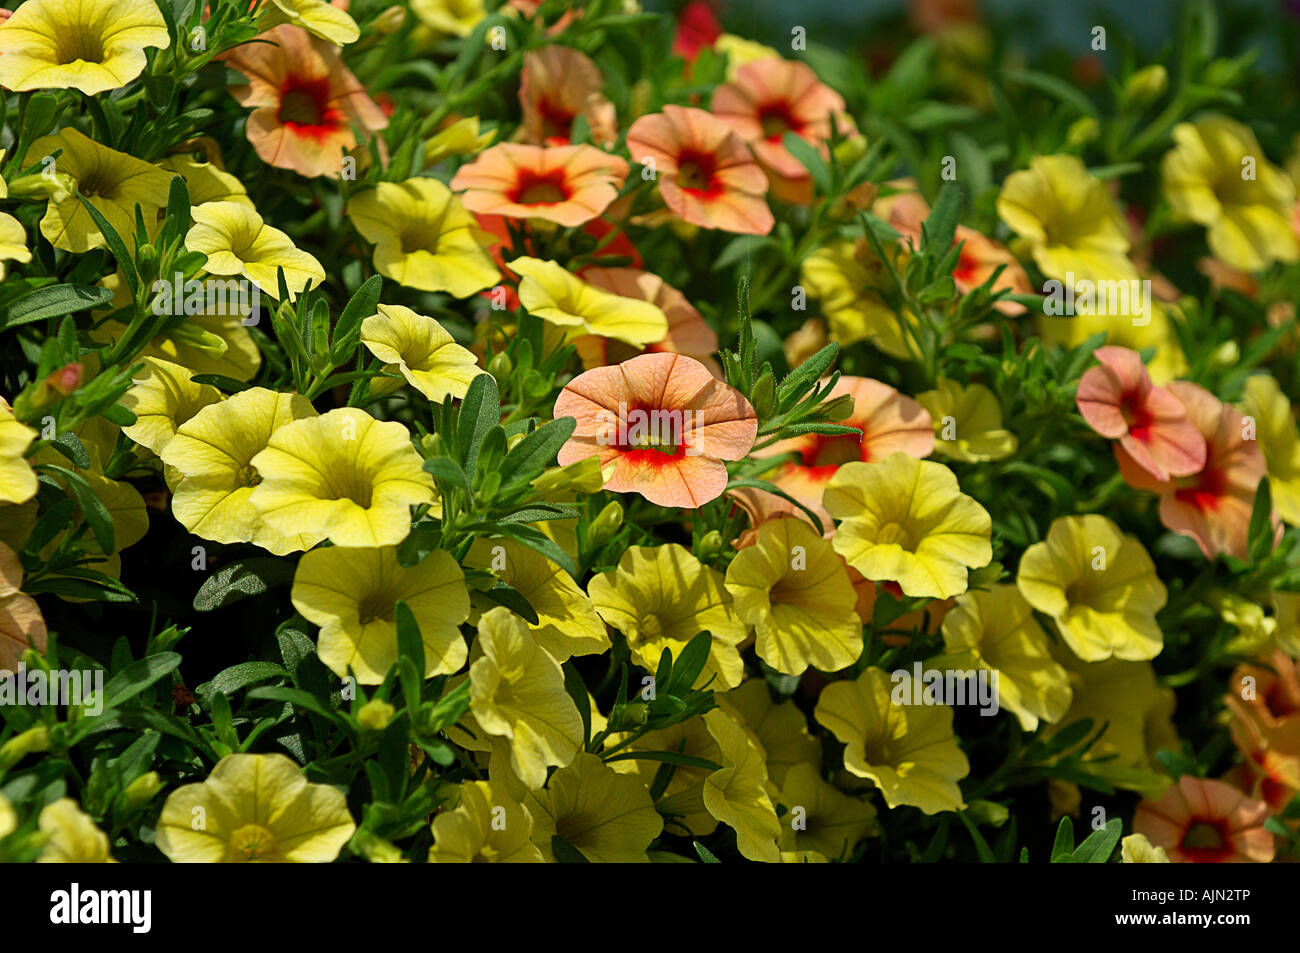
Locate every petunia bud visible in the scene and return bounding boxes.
[750,370,776,419]
[586,501,623,550]
[1123,65,1167,106]
[136,243,160,286]
[374,5,405,33]
[5,169,75,199]
[621,700,649,727]
[122,771,162,810]
[0,726,49,772]
[697,530,724,561]
[486,352,513,382]
[44,362,82,396]
[1065,117,1100,147]
[170,322,229,358]
[357,698,396,732]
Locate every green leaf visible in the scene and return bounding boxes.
[693,841,721,863]
[458,373,500,480]
[469,521,576,577]
[781,132,831,195]
[563,663,592,747]
[193,558,294,611]
[551,835,590,863]
[1,284,115,330]
[1003,67,1099,118]
[49,432,91,469]
[957,811,997,863]
[423,456,470,492]
[667,630,712,694]
[482,582,539,624]
[921,181,961,256]
[1069,817,1123,863]
[603,750,723,771]
[1248,477,1274,563]
[1049,817,1076,862]
[246,685,344,723]
[331,274,383,362]
[102,653,181,710]
[41,466,115,553]
[197,662,288,699]
[499,416,576,486]
[395,600,426,682]
[74,190,140,298]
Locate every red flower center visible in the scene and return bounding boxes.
[797,431,866,481]
[537,99,576,144]
[511,168,572,206]
[759,102,802,141]
[1173,441,1223,512]
[675,149,722,196]
[1119,390,1156,443]
[952,245,980,286]
[614,405,687,467]
[278,76,341,139]
[1179,820,1233,862]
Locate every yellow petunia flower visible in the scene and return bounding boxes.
[155,753,356,862]
[801,241,915,358]
[36,799,115,863]
[1239,374,1300,526]
[776,762,877,862]
[1161,115,1299,272]
[466,538,610,662]
[347,178,498,297]
[0,401,38,505]
[291,546,470,684]
[423,115,496,167]
[716,679,821,787]
[611,715,721,837]
[0,0,169,95]
[469,607,584,790]
[27,128,173,253]
[824,453,992,600]
[249,408,436,549]
[360,304,485,402]
[997,154,1135,283]
[814,666,970,815]
[259,0,360,46]
[1016,514,1166,662]
[724,518,862,676]
[588,543,749,690]
[0,791,15,839]
[702,709,782,863]
[1121,832,1170,863]
[185,201,325,298]
[520,752,663,863]
[156,154,254,211]
[428,779,543,863]
[509,257,668,348]
[120,357,222,456]
[1045,655,1177,792]
[917,378,1018,463]
[0,210,32,280]
[936,583,1072,731]
[160,387,322,555]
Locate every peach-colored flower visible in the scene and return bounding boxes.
[1117,381,1267,560]
[877,187,1032,314]
[518,46,616,147]
[625,104,774,235]
[754,377,934,529]
[1,541,46,672]
[1076,346,1206,481]
[571,267,720,374]
[552,352,757,509]
[1225,652,1300,807]
[222,24,386,179]
[1134,775,1275,863]
[450,143,628,227]
[712,58,854,204]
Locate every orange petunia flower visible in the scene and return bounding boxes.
[222,24,386,179]
[450,143,628,228]
[1,541,46,673]
[552,352,757,509]
[572,267,720,374]
[1116,381,1267,560]
[1076,346,1206,481]
[625,104,774,235]
[518,45,616,147]
[1134,775,1275,863]
[877,187,1032,314]
[754,376,934,529]
[712,58,854,205]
